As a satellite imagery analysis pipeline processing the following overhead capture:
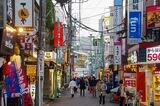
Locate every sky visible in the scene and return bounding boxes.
[72,0,113,37]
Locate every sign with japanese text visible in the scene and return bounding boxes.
[7,0,14,27]
[146,46,160,63]
[0,29,15,55]
[147,5,160,29]
[53,22,64,48]
[114,44,121,65]
[19,36,33,50]
[114,34,121,65]
[128,0,143,44]
[15,0,33,27]
[3,62,21,97]
[129,0,143,11]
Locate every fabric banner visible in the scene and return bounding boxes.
[53,22,64,48]
[3,62,21,97]
[17,65,32,106]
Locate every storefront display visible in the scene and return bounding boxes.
[153,69,160,102]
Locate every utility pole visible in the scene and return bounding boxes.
[35,0,46,105]
[68,0,73,81]
[100,18,105,80]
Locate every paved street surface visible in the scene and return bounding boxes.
[43,89,119,106]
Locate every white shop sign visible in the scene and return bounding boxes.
[146,46,160,63]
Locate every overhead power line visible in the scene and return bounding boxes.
[63,0,144,33]
[81,0,144,20]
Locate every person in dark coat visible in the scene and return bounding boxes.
[79,77,86,96]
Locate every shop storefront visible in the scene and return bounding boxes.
[126,43,160,105]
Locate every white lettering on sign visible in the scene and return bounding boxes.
[130,17,138,33]
[5,40,13,49]
[7,0,13,21]
[132,0,139,10]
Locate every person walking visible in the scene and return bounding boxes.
[92,77,97,97]
[118,80,126,106]
[97,80,106,105]
[79,77,86,96]
[69,78,77,98]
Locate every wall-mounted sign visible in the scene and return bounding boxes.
[33,51,56,62]
[127,0,143,44]
[19,36,33,50]
[146,46,160,63]
[147,5,160,29]
[7,0,14,26]
[0,29,15,55]
[15,0,33,27]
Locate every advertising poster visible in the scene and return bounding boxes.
[147,5,160,29]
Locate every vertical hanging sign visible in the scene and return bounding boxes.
[114,35,122,65]
[53,22,64,48]
[113,0,122,65]
[15,0,33,27]
[127,0,143,44]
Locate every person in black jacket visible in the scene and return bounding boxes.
[79,77,86,96]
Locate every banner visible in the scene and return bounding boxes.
[18,65,32,106]
[15,0,33,27]
[127,0,143,44]
[147,5,160,29]
[3,62,21,97]
[53,22,64,48]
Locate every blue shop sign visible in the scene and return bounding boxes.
[114,0,123,6]
[129,12,142,38]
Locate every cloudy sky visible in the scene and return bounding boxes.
[72,0,113,37]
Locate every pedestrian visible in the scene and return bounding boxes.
[79,77,86,96]
[92,77,97,97]
[69,78,77,98]
[97,80,106,105]
[118,80,126,106]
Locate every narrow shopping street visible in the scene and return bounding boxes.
[44,89,119,106]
